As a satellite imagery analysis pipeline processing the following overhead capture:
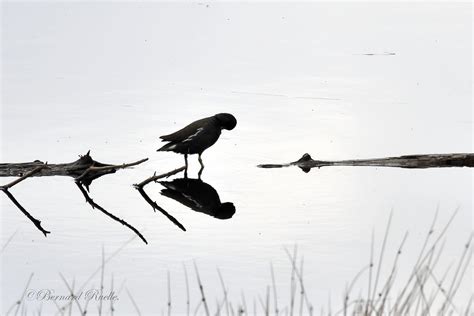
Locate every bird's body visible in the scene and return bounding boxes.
[158,117,222,155]
[157,113,237,176]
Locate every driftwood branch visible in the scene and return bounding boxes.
[75,182,148,244]
[0,151,149,189]
[258,153,474,173]
[134,166,186,231]
[0,151,148,241]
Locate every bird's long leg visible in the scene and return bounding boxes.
[184,154,188,178]
[198,154,204,179]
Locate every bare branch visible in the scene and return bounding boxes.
[75,182,147,244]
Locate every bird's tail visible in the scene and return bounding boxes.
[157,142,176,152]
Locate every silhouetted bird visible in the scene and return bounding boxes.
[160,178,235,220]
[157,113,237,175]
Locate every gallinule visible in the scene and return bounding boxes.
[157,113,237,175]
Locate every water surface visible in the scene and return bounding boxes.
[1,2,472,315]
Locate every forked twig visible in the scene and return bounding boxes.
[135,166,186,188]
[134,166,186,231]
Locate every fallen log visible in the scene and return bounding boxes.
[0,151,147,189]
[258,153,474,173]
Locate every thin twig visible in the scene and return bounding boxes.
[75,158,148,181]
[134,166,186,188]
[134,166,186,231]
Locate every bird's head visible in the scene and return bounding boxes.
[214,113,237,130]
[215,202,236,219]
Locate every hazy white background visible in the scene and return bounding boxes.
[1,2,472,315]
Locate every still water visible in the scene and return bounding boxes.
[1,2,472,315]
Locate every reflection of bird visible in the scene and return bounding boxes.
[159,178,235,220]
[157,113,237,175]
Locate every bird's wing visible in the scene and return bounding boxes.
[160,117,211,142]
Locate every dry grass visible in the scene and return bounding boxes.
[4,210,472,316]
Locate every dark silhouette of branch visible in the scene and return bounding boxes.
[0,152,149,241]
[135,166,186,187]
[134,166,186,231]
[1,189,50,237]
[136,187,186,231]
[0,151,148,189]
[0,165,50,236]
[75,181,148,244]
[258,153,474,173]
